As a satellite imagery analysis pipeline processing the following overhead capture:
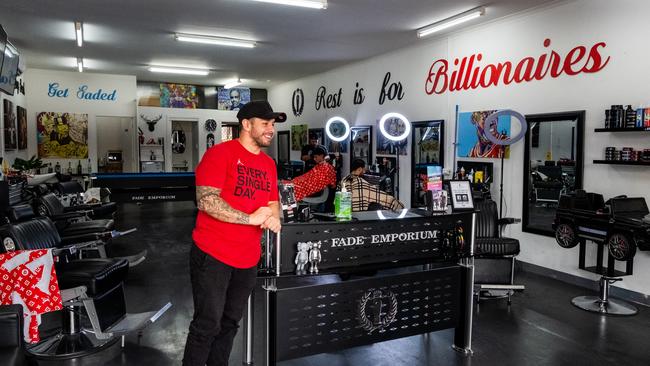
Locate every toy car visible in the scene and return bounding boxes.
[553,190,650,261]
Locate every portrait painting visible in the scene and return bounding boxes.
[17,106,27,150]
[217,87,251,111]
[3,99,16,151]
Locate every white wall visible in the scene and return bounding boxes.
[0,74,29,168]
[269,0,650,296]
[25,69,137,173]
[137,106,238,172]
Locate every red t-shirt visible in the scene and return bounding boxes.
[192,139,278,268]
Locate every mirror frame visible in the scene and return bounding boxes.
[410,120,445,208]
[276,130,290,165]
[522,110,585,237]
[350,126,373,171]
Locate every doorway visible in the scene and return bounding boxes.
[96,116,136,173]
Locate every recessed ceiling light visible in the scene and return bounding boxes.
[75,21,84,47]
[77,57,84,72]
[148,66,210,76]
[175,33,256,48]
[224,79,243,89]
[251,0,327,10]
[417,7,486,38]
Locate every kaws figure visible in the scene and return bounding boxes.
[309,241,322,274]
[295,242,311,274]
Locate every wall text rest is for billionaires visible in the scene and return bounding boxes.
[424,38,610,94]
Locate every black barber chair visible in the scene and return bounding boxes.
[0,217,170,359]
[54,181,117,220]
[474,198,525,304]
[8,204,145,267]
[0,305,25,366]
[33,193,114,241]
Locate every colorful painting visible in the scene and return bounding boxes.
[3,99,16,151]
[160,83,198,109]
[291,124,308,151]
[376,117,408,156]
[217,87,251,111]
[37,112,89,158]
[16,106,27,150]
[457,110,511,158]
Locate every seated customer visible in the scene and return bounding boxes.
[290,146,337,202]
[342,159,404,212]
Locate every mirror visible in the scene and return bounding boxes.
[523,111,584,236]
[350,126,372,170]
[277,130,290,165]
[410,120,444,207]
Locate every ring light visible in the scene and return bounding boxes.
[484,109,528,146]
[379,112,411,141]
[325,116,351,142]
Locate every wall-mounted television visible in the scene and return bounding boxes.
[0,41,18,96]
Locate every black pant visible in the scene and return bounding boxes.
[183,244,257,366]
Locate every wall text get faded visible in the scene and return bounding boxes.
[48,82,118,101]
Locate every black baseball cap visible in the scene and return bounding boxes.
[311,145,328,156]
[237,101,287,123]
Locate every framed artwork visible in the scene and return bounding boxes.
[3,99,16,150]
[36,112,89,158]
[217,87,251,111]
[449,180,474,211]
[160,83,199,109]
[376,117,408,155]
[291,124,308,151]
[457,110,511,158]
[16,106,27,150]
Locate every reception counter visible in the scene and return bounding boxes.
[246,208,476,365]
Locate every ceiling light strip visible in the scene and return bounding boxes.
[251,0,327,10]
[75,21,84,47]
[148,66,210,76]
[417,6,485,38]
[224,79,243,89]
[77,57,84,73]
[175,34,256,48]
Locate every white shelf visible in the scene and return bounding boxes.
[140,144,164,147]
[140,159,165,162]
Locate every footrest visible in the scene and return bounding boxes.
[478,284,525,291]
[104,302,172,336]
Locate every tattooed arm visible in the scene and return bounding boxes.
[196,186,271,226]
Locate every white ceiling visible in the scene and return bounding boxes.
[1,0,557,88]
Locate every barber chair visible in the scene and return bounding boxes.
[0,218,170,359]
[54,181,117,220]
[533,165,564,205]
[0,305,25,366]
[300,187,334,213]
[474,198,525,304]
[7,204,145,267]
[33,193,114,240]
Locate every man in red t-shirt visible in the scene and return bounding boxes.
[183,101,286,366]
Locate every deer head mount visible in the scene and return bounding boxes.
[140,114,163,132]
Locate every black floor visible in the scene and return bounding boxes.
[32,201,650,366]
